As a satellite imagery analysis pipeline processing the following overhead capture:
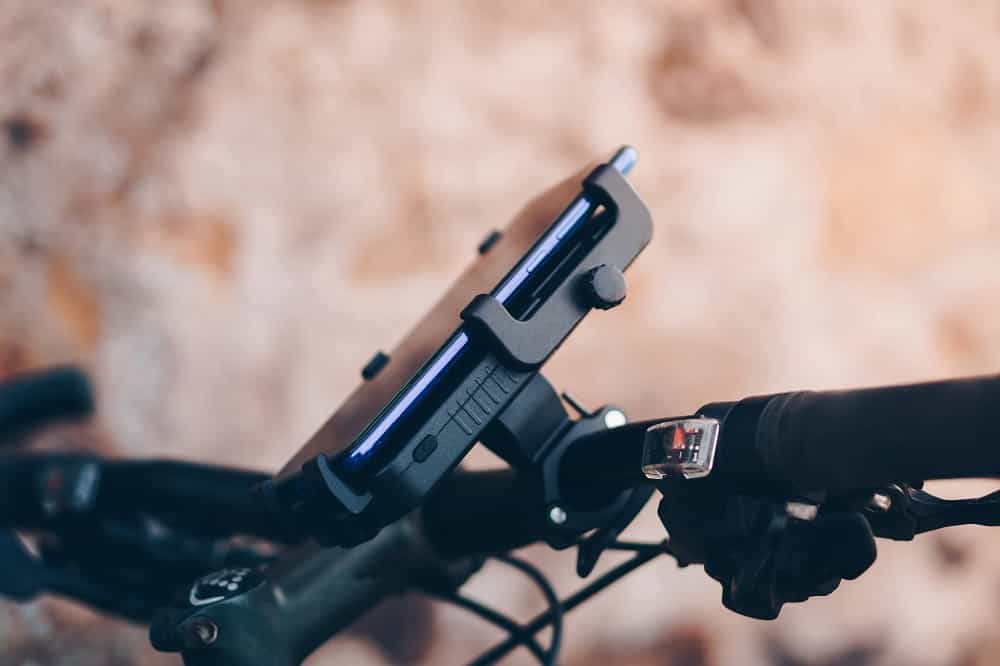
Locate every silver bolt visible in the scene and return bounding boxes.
[603,409,627,429]
[785,501,819,522]
[184,618,219,648]
[548,505,568,525]
[867,492,892,513]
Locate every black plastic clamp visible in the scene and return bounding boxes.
[460,164,652,370]
[259,456,376,547]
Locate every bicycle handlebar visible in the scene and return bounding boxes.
[735,374,1000,494]
[0,455,292,542]
[101,460,292,541]
[561,375,1000,500]
[5,370,998,658]
[11,373,1000,662]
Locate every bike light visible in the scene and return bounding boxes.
[641,418,720,480]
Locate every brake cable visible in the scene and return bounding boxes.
[471,540,671,666]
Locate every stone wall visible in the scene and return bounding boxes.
[3,1,1000,664]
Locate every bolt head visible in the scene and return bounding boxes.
[867,492,892,513]
[603,409,627,429]
[785,501,819,521]
[183,618,219,649]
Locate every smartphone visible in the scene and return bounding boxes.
[334,147,639,481]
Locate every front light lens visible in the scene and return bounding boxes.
[641,417,720,480]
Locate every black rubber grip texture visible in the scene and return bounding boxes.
[755,374,1000,494]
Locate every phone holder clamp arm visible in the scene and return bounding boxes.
[460,163,652,370]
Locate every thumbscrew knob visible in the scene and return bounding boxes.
[579,264,627,310]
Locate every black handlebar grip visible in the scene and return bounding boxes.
[751,374,1000,494]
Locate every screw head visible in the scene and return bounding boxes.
[867,492,892,513]
[603,409,627,429]
[548,505,568,525]
[183,617,219,649]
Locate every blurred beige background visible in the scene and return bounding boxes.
[3,1,1000,664]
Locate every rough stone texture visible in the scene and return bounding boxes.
[3,1,1000,664]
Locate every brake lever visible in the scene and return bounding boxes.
[864,483,1000,540]
[0,525,172,621]
[0,530,47,601]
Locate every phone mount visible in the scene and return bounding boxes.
[260,159,653,548]
[461,163,651,369]
[485,374,656,576]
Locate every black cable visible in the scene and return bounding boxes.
[477,553,563,666]
[472,541,667,665]
[604,540,670,554]
[433,552,566,666]
[432,591,548,664]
